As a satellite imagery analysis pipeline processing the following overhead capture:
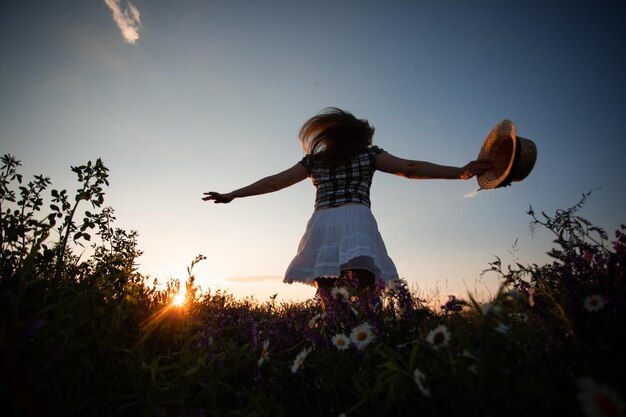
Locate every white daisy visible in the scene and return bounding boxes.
[331,333,350,351]
[462,350,479,375]
[331,287,350,301]
[257,339,270,367]
[290,346,313,374]
[308,312,326,329]
[426,324,451,350]
[349,323,375,350]
[413,368,431,397]
[481,303,509,333]
[583,295,606,312]
[492,317,510,334]
[512,312,529,323]
[577,377,624,417]
[481,302,502,316]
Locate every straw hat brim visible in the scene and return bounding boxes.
[477,119,537,189]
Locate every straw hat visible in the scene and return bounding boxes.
[476,119,537,189]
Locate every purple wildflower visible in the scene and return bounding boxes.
[441,295,463,314]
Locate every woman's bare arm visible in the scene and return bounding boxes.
[203,162,309,204]
[375,152,491,180]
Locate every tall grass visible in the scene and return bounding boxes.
[1,155,624,417]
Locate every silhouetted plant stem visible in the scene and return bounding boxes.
[53,159,109,281]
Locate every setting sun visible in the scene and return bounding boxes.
[172,291,186,307]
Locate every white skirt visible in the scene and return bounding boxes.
[283,204,399,285]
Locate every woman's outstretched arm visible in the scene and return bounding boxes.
[203,163,309,204]
[375,152,492,180]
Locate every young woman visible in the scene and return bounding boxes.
[203,108,491,294]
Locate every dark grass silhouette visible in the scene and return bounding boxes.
[1,156,624,416]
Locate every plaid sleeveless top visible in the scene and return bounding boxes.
[298,145,385,209]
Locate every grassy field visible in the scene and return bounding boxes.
[1,155,624,417]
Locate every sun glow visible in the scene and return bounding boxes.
[172,291,186,307]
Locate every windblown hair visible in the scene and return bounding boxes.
[299,108,375,167]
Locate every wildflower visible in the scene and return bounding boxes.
[528,287,536,308]
[481,303,509,333]
[308,312,326,329]
[481,302,500,315]
[258,340,270,367]
[492,318,510,334]
[441,295,463,313]
[426,324,451,350]
[384,279,399,295]
[583,295,606,312]
[290,346,313,374]
[349,323,375,350]
[331,333,350,351]
[383,288,394,299]
[413,368,431,397]
[462,350,479,375]
[512,312,529,323]
[577,377,624,417]
[394,279,418,314]
[331,287,350,301]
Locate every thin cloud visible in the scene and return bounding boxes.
[223,275,283,284]
[104,0,142,44]
[464,188,480,199]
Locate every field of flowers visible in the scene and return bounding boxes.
[1,154,624,417]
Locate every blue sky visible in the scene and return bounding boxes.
[2,1,625,303]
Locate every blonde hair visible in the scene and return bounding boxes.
[299,108,374,167]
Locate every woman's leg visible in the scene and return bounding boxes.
[314,277,337,309]
[342,269,375,293]
[315,271,374,291]
[314,277,337,290]
[314,270,375,309]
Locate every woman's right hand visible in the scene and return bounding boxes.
[459,159,493,180]
[202,192,234,204]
